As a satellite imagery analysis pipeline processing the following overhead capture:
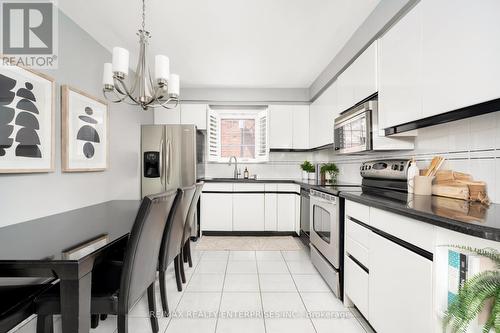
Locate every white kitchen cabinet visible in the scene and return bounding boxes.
[378,0,500,130]
[233,193,265,231]
[309,81,338,148]
[352,41,378,103]
[345,255,369,319]
[180,103,207,130]
[200,193,233,231]
[421,0,500,118]
[291,105,309,149]
[277,194,296,232]
[154,104,181,124]
[269,105,293,149]
[337,67,355,113]
[369,232,433,333]
[378,2,422,130]
[337,41,378,113]
[264,193,278,231]
[269,105,309,149]
[201,183,299,233]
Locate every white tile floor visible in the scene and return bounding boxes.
[12,243,367,333]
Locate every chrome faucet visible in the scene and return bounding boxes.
[228,156,239,179]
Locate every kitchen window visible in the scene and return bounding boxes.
[207,106,269,162]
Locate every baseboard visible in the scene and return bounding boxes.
[201,231,298,237]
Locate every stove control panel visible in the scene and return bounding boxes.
[360,159,411,180]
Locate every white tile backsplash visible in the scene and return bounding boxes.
[312,112,500,204]
[205,112,500,203]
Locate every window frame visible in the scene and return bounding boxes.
[206,106,269,163]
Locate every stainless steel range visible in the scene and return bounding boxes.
[309,186,361,299]
[309,159,410,299]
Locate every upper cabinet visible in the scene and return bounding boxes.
[337,41,378,113]
[420,0,500,118]
[180,103,207,130]
[378,2,423,130]
[309,81,338,148]
[153,103,207,129]
[153,104,181,124]
[269,105,309,149]
[378,0,500,130]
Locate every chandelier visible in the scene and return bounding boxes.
[101,0,179,110]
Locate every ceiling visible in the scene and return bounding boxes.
[58,0,379,89]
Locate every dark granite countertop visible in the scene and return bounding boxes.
[201,178,500,241]
[341,188,500,242]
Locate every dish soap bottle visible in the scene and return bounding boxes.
[407,157,419,194]
[243,167,249,179]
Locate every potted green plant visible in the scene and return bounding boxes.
[320,163,339,184]
[444,246,500,333]
[300,161,315,180]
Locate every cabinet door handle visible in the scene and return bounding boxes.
[347,254,369,274]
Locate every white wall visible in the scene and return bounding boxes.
[0,12,153,228]
[312,112,500,204]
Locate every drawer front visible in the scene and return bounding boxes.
[277,183,300,193]
[345,200,370,224]
[346,218,371,248]
[345,255,369,319]
[370,208,435,253]
[203,182,233,192]
[345,235,369,269]
[264,183,278,191]
[233,183,265,192]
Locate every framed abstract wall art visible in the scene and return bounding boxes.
[0,64,55,173]
[61,85,108,172]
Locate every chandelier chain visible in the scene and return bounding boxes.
[141,0,146,31]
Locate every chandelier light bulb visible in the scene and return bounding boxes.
[112,47,129,77]
[102,63,114,87]
[155,55,170,83]
[168,74,180,97]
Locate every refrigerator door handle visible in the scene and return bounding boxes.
[159,138,165,186]
[166,139,173,184]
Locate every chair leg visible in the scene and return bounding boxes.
[147,282,159,333]
[183,242,188,263]
[159,270,169,316]
[100,314,108,320]
[187,241,193,267]
[117,314,128,333]
[179,250,186,284]
[91,314,100,329]
[174,256,182,291]
[36,314,53,333]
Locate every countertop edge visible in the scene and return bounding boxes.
[340,192,500,243]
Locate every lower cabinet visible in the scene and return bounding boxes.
[344,200,434,333]
[200,182,300,233]
[369,232,433,333]
[277,194,296,231]
[200,193,233,231]
[264,192,278,231]
[233,193,265,231]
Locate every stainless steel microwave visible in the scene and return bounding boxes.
[334,100,377,154]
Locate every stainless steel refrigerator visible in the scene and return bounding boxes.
[141,124,205,237]
[141,124,203,197]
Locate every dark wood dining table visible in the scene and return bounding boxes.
[0,200,141,333]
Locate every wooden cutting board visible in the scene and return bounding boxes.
[432,183,469,200]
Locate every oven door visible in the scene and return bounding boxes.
[309,194,340,269]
